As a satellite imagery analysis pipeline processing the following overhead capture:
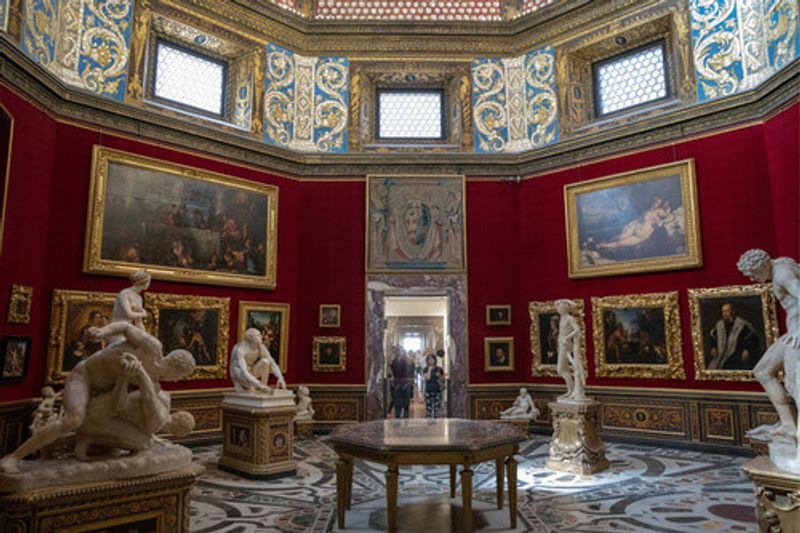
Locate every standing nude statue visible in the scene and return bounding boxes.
[230,328,287,393]
[555,299,587,401]
[738,249,800,454]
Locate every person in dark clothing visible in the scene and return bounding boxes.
[390,348,413,418]
[424,353,445,418]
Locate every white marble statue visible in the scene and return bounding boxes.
[738,249,800,472]
[108,269,150,341]
[29,386,62,434]
[555,299,587,402]
[230,328,287,393]
[500,388,539,420]
[294,386,314,421]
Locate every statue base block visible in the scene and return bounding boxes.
[546,399,608,475]
[295,419,314,439]
[742,455,800,533]
[500,418,531,435]
[219,391,297,479]
[0,464,202,532]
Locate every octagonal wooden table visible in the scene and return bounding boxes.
[328,418,527,532]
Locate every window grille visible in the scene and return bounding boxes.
[377,89,445,140]
[154,41,226,116]
[594,41,669,116]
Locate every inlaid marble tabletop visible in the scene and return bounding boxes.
[329,418,527,532]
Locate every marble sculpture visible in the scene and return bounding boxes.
[295,385,315,421]
[230,328,287,393]
[500,388,539,420]
[555,299,587,402]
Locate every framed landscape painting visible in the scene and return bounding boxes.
[592,291,685,379]
[689,284,778,381]
[238,301,289,373]
[528,299,586,377]
[366,175,466,272]
[313,336,346,372]
[565,159,701,278]
[85,146,278,289]
[145,293,230,380]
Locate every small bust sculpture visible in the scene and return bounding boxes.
[294,386,314,421]
[500,388,539,420]
[555,299,587,402]
[230,328,287,393]
[738,249,800,472]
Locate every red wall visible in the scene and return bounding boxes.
[0,81,797,402]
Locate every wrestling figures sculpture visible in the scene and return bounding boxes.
[500,388,539,420]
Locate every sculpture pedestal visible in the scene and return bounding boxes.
[742,456,800,533]
[0,464,202,532]
[295,419,314,439]
[546,399,608,475]
[219,390,296,479]
[500,418,531,436]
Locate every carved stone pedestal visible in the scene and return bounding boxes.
[546,399,608,475]
[742,456,800,533]
[0,465,202,532]
[502,418,531,436]
[295,419,314,439]
[219,390,296,479]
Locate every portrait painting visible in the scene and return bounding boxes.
[367,175,466,272]
[486,305,511,326]
[238,301,289,372]
[85,146,278,290]
[485,337,514,372]
[7,284,33,324]
[592,291,685,379]
[565,160,702,278]
[689,284,778,381]
[528,299,586,377]
[0,336,31,382]
[313,336,346,372]
[47,289,116,385]
[319,304,341,328]
[146,293,230,380]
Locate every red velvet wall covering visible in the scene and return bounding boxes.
[0,81,796,402]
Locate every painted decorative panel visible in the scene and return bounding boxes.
[313,56,348,153]
[315,0,503,21]
[765,0,799,69]
[21,0,58,67]
[263,43,296,148]
[0,0,10,32]
[472,58,508,153]
[525,45,558,148]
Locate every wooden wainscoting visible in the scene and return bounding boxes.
[0,400,33,454]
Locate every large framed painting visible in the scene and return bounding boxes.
[528,299,586,377]
[689,284,778,382]
[145,293,230,380]
[85,146,278,289]
[366,175,466,272]
[484,337,514,372]
[238,301,289,373]
[47,289,116,385]
[565,159,702,278]
[0,336,31,383]
[313,336,346,372]
[592,291,685,379]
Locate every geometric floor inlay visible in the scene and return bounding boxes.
[189,436,756,532]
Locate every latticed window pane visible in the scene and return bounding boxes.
[596,43,668,116]
[154,42,225,116]
[378,90,443,139]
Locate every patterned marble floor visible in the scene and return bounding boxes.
[189,436,757,532]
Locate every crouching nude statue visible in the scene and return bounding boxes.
[230,328,287,393]
[500,388,539,420]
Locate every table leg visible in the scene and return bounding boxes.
[449,464,457,498]
[386,464,399,533]
[495,457,504,509]
[461,463,473,532]
[507,455,518,529]
[346,459,354,509]
[336,456,351,528]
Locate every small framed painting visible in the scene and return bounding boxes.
[238,301,290,373]
[319,304,341,328]
[313,336,346,372]
[485,337,514,372]
[0,336,31,382]
[7,284,33,324]
[486,305,511,326]
[528,299,586,377]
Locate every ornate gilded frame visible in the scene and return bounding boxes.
[319,304,341,328]
[145,292,230,380]
[486,304,511,326]
[565,159,702,279]
[484,336,515,372]
[528,299,587,377]
[47,289,117,385]
[689,284,779,382]
[0,335,30,383]
[6,283,32,324]
[84,146,278,289]
[313,336,346,372]
[237,301,289,373]
[592,291,685,379]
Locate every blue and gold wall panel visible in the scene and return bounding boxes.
[21,0,58,67]
[472,58,509,153]
[263,43,296,149]
[525,45,558,149]
[77,0,134,101]
[313,56,348,153]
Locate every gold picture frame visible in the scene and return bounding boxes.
[312,336,346,372]
[145,293,230,380]
[592,291,685,379]
[486,305,511,326]
[238,301,290,373]
[47,289,117,385]
[319,304,341,328]
[565,159,702,278]
[7,284,33,324]
[484,337,514,372]
[84,145,278,290]
[528,299,587,377]
[689,284,779,382]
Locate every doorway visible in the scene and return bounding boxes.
[384,296,449,419]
